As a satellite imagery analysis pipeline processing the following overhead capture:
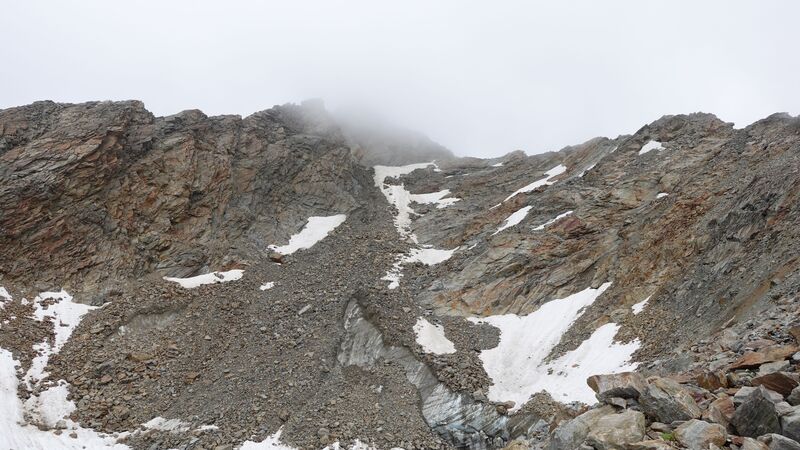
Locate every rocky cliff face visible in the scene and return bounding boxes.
[0,102,798,450]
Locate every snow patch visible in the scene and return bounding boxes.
[638,140,664,155]
[410,189,460,209]
[141,417,193,433]
[163,269,244,289]
[260,282,276,291]
[0,286,11,309]
[469,283,639,408]
[532,211,574,231]
[269,215,347,255]
[503,164,566,202]
[578,163,596,178]
[491,162,504,167]
[382,247,455,290]
[413,318,456,354]
[656,192,669,199]
[493,206,532,235]
[631,296,650,315]
[373,162,435,239]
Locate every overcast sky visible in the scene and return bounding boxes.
[2,1,798,157]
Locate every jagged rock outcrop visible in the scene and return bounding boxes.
[0,100,372,299]
[1,101,799,450]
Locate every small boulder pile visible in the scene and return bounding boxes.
[542,341,800,449]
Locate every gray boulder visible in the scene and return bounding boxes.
[732,386,782,437]
[674,419,726,450]
[585,410,646,450]
[759,434,800,450]
[547,406,616,450]
[638,376,702,423]
[782,405,800,442]
[788,386,800,406]
[587,372,647,403]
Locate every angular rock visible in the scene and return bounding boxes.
[782,406,800,442]
[587,372,647,402]
[758,434,800,450]
[789,386,800,406]
[730,346,799,370]
[752,372,800,397]
[639,377,702,423]
[674,419,726,450]
[732,386,782,437]
[585,410,646,450]
[704,396,735,429]
[695,371,727,391]
[735,386,785,405]
[628,440,674,450]
[740,437,769,450]
[547,406,616,450]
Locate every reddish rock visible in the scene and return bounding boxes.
[729,345,799,370]
[752,372,800,397]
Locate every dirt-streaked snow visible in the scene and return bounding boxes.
[532,211,574,231]
[493,206,532,235]
[503,164,566,202]
[469,283,639,409]
[269,215,347,255]
[163,269,244,289]
[413,317,456,354]
[638,140,664,155]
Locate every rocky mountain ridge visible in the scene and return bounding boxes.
[0,100,799,450]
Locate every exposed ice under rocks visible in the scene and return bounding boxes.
[269,215,348,255]
[469,283,640,409]
[413,317,456,354]
[503,164,566,202]
[163,269,244,289]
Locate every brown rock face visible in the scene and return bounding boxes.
[0,101,372,298]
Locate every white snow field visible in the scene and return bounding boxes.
[532,211,574,231]
[493,206,532,235]
[163,269,244,288]
[469,283,640,409]
[0,289,130,450]
[269,215,348,255]
[413,317,456,354]
[503,164,567,202]
[638,140,664,155]
[631,295,651,315]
